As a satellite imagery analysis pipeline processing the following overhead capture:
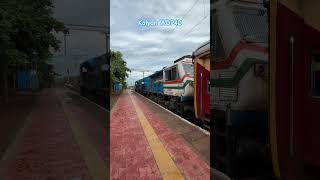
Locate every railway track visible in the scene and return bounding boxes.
[132,89,210,135]
[65,84,109,111]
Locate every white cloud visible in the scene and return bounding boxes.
[110,0,210,84]
[52,0,107,75]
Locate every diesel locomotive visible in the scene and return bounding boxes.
[134,42,212,129]
[135,55,195,118]
[210,0,269,178]
[79,54,109,108]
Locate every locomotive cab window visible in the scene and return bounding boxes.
[165,69,171,81]
[165,66,178,81]
[311,54,320,97]
[183,63,194,74]
[171,67,177,80]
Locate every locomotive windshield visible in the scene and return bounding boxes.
[232,6,268,43]
[183,64,194,75]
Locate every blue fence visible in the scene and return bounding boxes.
[17,70,39,90]
[113,83,123,93]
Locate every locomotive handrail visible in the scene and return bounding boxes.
[173,55,192,63]
[289,36,295,157]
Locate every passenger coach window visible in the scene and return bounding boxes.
[311,54,320,97]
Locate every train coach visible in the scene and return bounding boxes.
[193,40,211,128]
[269,0,320,180]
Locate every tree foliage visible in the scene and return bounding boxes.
[37,61,55,87]
[0,0,65,68]
[110,50,130,86]
[0,0,65,100]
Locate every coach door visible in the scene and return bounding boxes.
[195,61,210,121]
[275,3,304,180]
[300,24,320,167]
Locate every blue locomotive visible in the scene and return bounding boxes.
[79,53,109,108]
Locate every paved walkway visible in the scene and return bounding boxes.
[110,90,210,179]
[0,88,108,180]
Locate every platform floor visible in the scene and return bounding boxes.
[0,88,108,180]
[110,90,210,179]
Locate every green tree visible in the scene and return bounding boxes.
[110,50,130,87]
[37,61,55,88]
[0,0,66,102]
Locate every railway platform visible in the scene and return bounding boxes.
[110,89,210,179]
[0,88,108,180]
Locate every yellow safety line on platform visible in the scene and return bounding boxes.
[129,91,185,180]
[59,91,108,180]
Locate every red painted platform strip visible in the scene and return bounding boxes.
[132,94,210,180]
[2,89,91,180]
[110,93,161,179]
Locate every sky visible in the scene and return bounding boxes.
[50,0,210,85]
[51,0,108,76]
[110,0,210,86]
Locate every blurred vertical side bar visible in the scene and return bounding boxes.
[210,1,232,180]
[106,0,110,178]
[269,0,280,179]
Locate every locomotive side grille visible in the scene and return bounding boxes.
[219,70,236,78]
[233,6,268,43]
[212,69,238,103]
[220,88,238,102]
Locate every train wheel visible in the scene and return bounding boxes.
[153,96,158,103]
[176,102,184,116]
[157,95,164,105]
[169,98,178,113]
[202,119,210,130]
[164,101,170,109]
